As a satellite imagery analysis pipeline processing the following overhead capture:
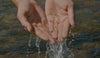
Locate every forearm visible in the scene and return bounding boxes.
[11,0,32,8]
[11,0,21,7]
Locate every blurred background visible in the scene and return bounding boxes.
[0,0,100,58]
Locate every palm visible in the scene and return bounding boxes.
[30,2,55,44]
[45,0,74,42]
[17,1,55,44]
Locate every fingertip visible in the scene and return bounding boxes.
[71,23,76,27]
[58,38,63,43]
[27,24,33,33]
[49,41,55,45]
[69,19,75,27]
[48,38,55,45]
[50,40,55,45]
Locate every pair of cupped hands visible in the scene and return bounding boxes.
[16,0,75,45]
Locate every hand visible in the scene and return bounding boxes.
[45,0,75,42]
[12,0,55,44]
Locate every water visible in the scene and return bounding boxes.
[26,34,33,58]
[27,34,42,58]
[35,37,41,58]
[45,40,74,58]
[0,0,100,58]
[27,33,75,58]
[44,30,75,58]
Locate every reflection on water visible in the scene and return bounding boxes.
[0,0,100,58]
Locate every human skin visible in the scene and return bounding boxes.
[11,0,75,44]
[11,0,55,44]
[45,0,75,42]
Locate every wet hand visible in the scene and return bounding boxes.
[45,0,75,42]
[13,0,55,44]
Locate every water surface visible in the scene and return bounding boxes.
[0,0,100,58]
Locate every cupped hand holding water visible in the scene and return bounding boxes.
[11,0,55,44]
[11,0,75,45]
[45,0,75,42]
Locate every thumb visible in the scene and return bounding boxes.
[17,9,33,33]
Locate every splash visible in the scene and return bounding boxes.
[27,34,74,58]
[27,34,41,58]
[45,39,74,58]
[35,37,41,58]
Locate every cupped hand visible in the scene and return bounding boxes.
[17,0,55,44]
[45,0,75,42]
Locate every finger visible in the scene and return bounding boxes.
[53,17,58,39]
[46,16,54,32]
[62,17,70,39]
[45,0,55,32]
[38,24,55,45]
[68,2,75,27]
[32,1,47,25]
[24,27,27,31]
[33,23,55,45]
[17,9,33,33]
[45,0,55,16]
[41,23,57,45]
[35,26,49,41]
[32,23,49,41]
[58,21,63,42]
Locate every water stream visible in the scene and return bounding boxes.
[27,33,74,58]
[0,0,100,58]
[45,39,74,58]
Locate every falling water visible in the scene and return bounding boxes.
[45,39,74,58]
[27,34,41,58]
[35,37,41,58]
[26,34,33,58]
[28,34,33,47]
[27,32,75,58]
[44,30,75,58]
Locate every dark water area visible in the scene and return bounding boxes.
[0,0,100,58]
